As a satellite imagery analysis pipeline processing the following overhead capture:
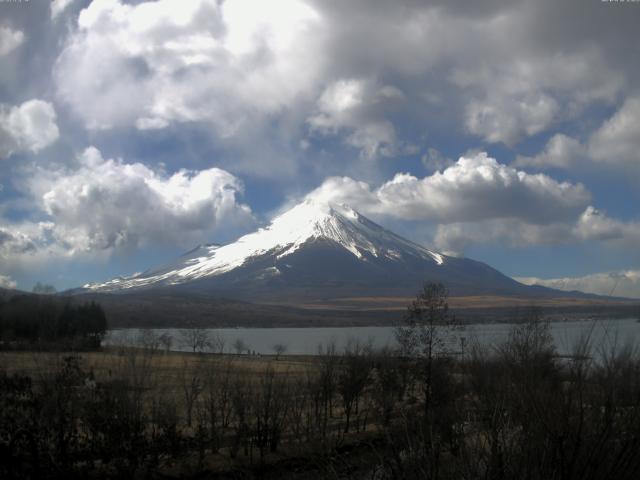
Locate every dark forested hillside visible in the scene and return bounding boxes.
[0,294,107,349]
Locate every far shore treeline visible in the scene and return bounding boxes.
[0,294,107,350]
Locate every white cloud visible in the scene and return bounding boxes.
[588,96,640,170]
[1,146,254,260]
[54,0,325,132]
[421,148,454,172]
[515,96,640,175]
[433,220,573,255]
[51,0,76,20]
[431,205,640,255]
[0,274,17,289]
[516,271,640,299]
[307,78,402,159]
[345,122,397,159]
[456,50,622,145]
[0,100,60,159]
[514,134,585,170]
[0,26,24,56]
[308,152,590,224]
[465,93,558,146]
[574,206,640,244]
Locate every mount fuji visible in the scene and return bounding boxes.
[83,200,554,300]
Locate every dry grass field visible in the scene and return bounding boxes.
[0,348,322,423]
[291,295,639,311]
[0,348,315,379]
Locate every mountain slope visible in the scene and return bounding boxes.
[83,200,566,300]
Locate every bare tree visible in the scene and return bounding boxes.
[158,332,173,353]
[317,341,339,437]
[202,358,234,452]
[229,376,252,458]
[137,329,161,352]
[252,367,291,458]
[208,332,226,354]
[233,338,248,355]
[180,327,210,354]
[395,282,456,414]
[32,282,57,294]
[180,359,204,428]
[289,376,312,448]
[272,343,287,360]
[372,347,409,426]
[337,339,371,433]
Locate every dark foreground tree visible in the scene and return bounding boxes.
[395,282,456,413]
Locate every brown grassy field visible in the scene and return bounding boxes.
[288,295,639,311]
[0,348,316,385]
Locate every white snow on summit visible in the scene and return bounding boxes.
[84,199,445,292]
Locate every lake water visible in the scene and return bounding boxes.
[105,318,640,356]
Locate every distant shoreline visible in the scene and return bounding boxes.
[98,297,639,329]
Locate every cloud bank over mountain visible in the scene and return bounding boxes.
[307,153,590,224]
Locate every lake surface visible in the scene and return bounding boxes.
[105,318,640,356]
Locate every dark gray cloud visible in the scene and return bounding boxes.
[309,0,636,146]
[45,0,640,163]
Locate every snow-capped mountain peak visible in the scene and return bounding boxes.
[84,199,445,292]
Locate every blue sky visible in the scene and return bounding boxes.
[1,0,640,297]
